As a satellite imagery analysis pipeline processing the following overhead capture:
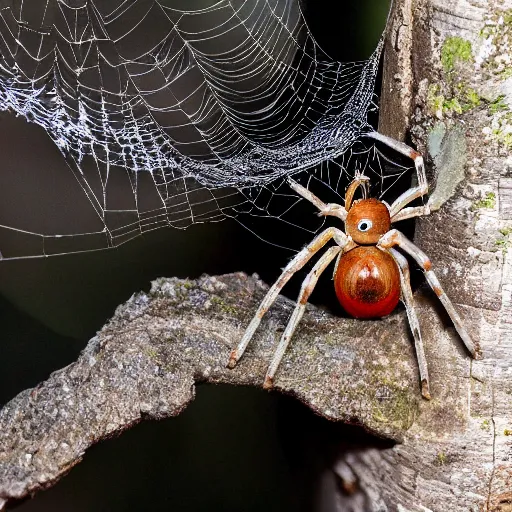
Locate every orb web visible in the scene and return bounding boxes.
[0,0,410,260]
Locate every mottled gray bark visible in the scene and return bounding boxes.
[1,0,511,511]
[0,272,427,507]
[0,272,427,509]
[330,0,512,510]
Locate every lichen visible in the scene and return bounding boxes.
[367,373,419,431]
[144,347,158,359]
[472,10,512,147]
[477,10,512,74]
[426,124,467,210]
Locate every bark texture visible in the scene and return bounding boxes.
[0,272,427,509]
[1,0,512,511]
[340,0,512,510]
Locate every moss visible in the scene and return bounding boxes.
[495,238,510,254]
[427,83,482,118]
[211,295,238,315]
[489,95,509,114]
[503,10,512,24]
[441,37,473,73]
[496,227,512,254]
[483,93,512,148]
[368,376,419,431]
[431,15,512,128]
[481,418,491,431]
[443,97,463,114]
[436,451,448,465]
[426,37,489,121]
[427,84,445,116]
[490,112,512,148]
[497,132,512,148]
[480,9,512,39]
[452,84,482,112]
[499,67,512,78]
[463,87,482,110]
[472,192,496,210]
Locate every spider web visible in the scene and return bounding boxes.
[0,0,410,260]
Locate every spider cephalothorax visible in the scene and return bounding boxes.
[228,131,479,400]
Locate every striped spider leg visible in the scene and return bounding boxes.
[227,185,356,387]
[378,229,479,360]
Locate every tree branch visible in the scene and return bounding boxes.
[0,272,429,509]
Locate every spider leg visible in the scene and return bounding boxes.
[287,178,348,222]
[263,245,342,389]
[364,131,428,219]
[389,186,430,221]
[228,227,352,368]
[391,205,430,223]
[378,229,479,358]
[387,247,431,400]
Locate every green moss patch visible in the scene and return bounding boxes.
[472,192,496,210]
[441,37,473,73]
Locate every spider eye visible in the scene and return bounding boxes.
[357,219,373,232]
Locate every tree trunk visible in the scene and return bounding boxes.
[1,1,511,511]
[336,0,512,509]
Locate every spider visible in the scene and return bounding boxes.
[227,131,479,399]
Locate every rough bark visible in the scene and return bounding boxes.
[333,0,512,510]
[0,272,427,508]
[1,0,512,511]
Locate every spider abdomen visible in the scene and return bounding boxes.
[334,246,400,319]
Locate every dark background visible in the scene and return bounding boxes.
[1,1,391,510]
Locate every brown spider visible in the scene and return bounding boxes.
[227,131,478,399]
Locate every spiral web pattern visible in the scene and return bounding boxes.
[0,0,392,260]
